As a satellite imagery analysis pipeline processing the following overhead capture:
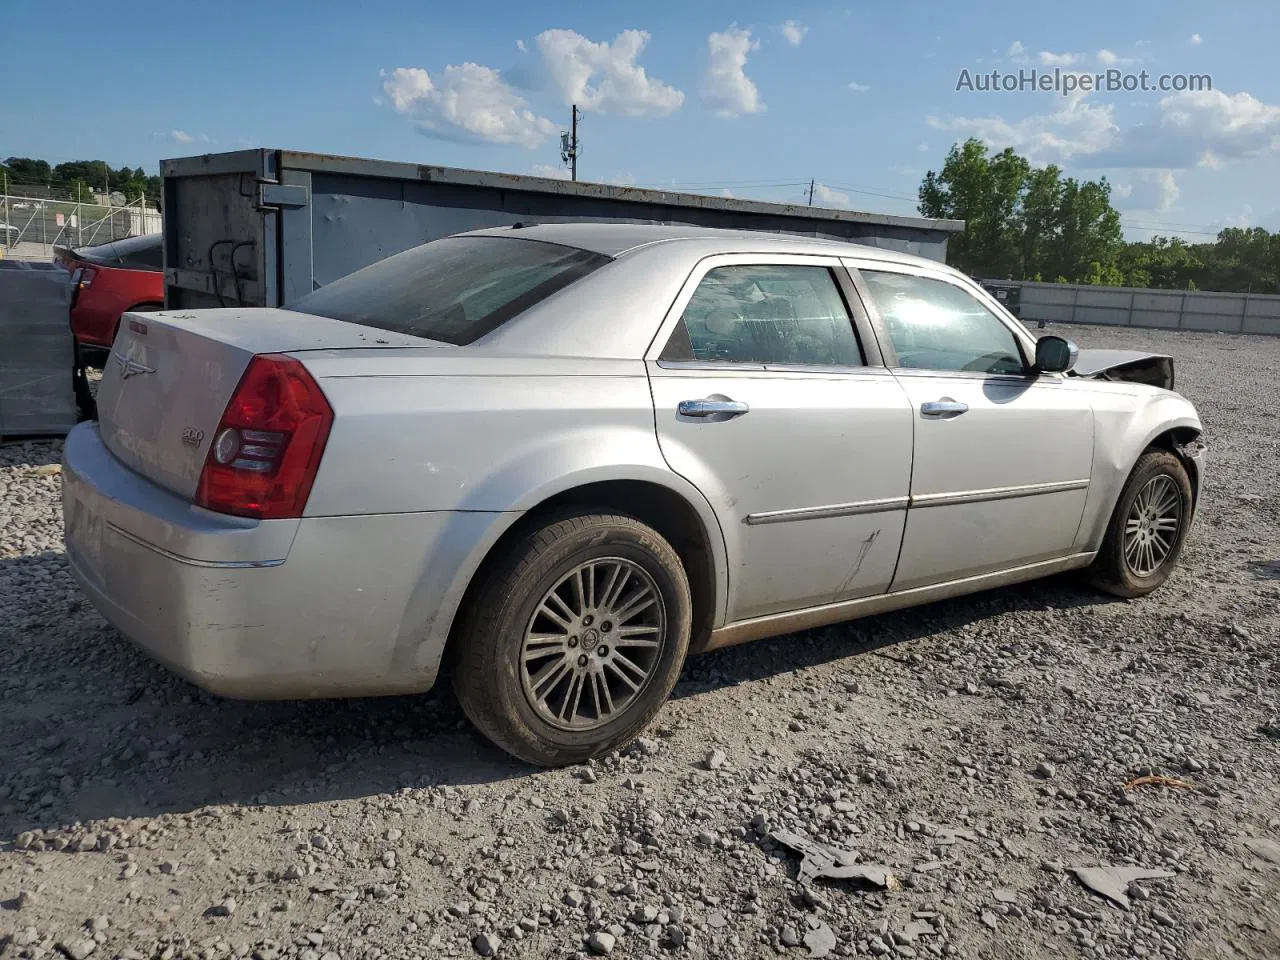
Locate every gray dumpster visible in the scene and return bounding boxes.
[0,261,76,437]
[161,149,964,310]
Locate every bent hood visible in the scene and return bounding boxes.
[1070,349,1175,391]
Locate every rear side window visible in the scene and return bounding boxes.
[662,264,863,366]
[290,236,610,345]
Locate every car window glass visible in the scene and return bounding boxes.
[859,270,1025,374]
[668,264,862,366]
[290,236,610,345]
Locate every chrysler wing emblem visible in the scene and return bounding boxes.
[114,353,155,380]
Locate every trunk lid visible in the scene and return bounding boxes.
[96,307,434,499]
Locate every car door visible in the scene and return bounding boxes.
[847,261,1094,591]
[646,255,914,623]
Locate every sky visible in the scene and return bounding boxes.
[4,0,1278,241]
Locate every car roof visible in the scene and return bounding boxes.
[461,222,944,270]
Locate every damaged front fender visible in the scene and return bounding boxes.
[1069,349,1176,391]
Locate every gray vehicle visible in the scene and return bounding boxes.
[63,224,1206,766]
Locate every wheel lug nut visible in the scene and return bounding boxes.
[578,654,589,667]
[601,621,612,633]
[582,614,594,626]
[597,645,609,657]
[568,636,578,648]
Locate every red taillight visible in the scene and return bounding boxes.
[195,354,333,520]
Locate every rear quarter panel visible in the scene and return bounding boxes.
[1074,380,1203,551]
[296,353,732,655]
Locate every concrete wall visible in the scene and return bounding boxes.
[1005,280,1280,336]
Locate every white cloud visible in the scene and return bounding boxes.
[530,163,571,180]
[1121,169,1180,213]
[929,86,1280,170]
[848,82,871,93]
[927,92,1118,163]
[1093,89,1280,167]
[780,20,808,47]
[1008,40,1026,59]
[382,64,558,148]
[1223,204,1251,227]
[1189,33,1203,45]
[1097,49,1119,65]
[701,26,765,117]
[152,130,212,145]
[721,188,735,198]
[918,142,930,152]
[516,39,527,52]
[534,29,683,116]
[812,183,850,207]
[1038,50,1080,67]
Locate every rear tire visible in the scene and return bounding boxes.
[1087,449,1193,598]
[452,511,692,767]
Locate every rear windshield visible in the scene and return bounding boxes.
[289,235,611,345]
[76,234,163,271]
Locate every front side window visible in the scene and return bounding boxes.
[290,236,610,345]
[859,270,1026,375]
[663,264,863,366]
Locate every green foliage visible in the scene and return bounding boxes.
[920,139,1280,294]
[2,156,160,204]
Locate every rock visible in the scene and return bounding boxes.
[803,922,836,958]
[630,905,659,923]
[1244,838,1280,865]
[563,890,585,908]
[1069,866,1176,909]
[868,936,890,957]
[206,899,237,917]
[635,737,661,757]
[980,911,999,930]
[705,749,728,770]
[1152,910,1176,927]
[310,835,332,852]
[585,931,616,955]
[472,932,501,957]
[992,888,1018,904]
[57,938,97,960]
[663,925,685,948]
[707,910,728,928]
[779,924,802,947]
[1035,761,1057,779]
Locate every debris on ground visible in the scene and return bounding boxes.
[769,829,899,888]
[1069,866,1177,909]
[1124,774,1198,791]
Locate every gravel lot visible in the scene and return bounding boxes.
[1,323,1278,960]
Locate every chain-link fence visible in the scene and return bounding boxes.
[0,186,161,261]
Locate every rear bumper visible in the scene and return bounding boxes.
[62,422,501,699]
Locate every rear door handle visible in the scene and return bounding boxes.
[678,398,750,419]
[920,398,969,417]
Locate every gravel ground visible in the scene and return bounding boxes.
[1,323,1278,960]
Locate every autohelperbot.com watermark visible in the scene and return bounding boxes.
[956,67,1212,97]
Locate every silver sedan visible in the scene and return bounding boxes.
[62,224,1206,766]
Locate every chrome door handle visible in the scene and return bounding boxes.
[678,398,750,418]
[920,398,969,417]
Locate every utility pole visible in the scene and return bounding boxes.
[807,179,815,206]
[560,105,581,181]
[2,171,8,255]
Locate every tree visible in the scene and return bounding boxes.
[921,140,1123,284]
[919,139,1028,278]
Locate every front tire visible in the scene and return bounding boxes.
[452,512,692,767]
[1087,449,1194,598]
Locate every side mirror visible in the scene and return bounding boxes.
[1034,335,1078,373]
